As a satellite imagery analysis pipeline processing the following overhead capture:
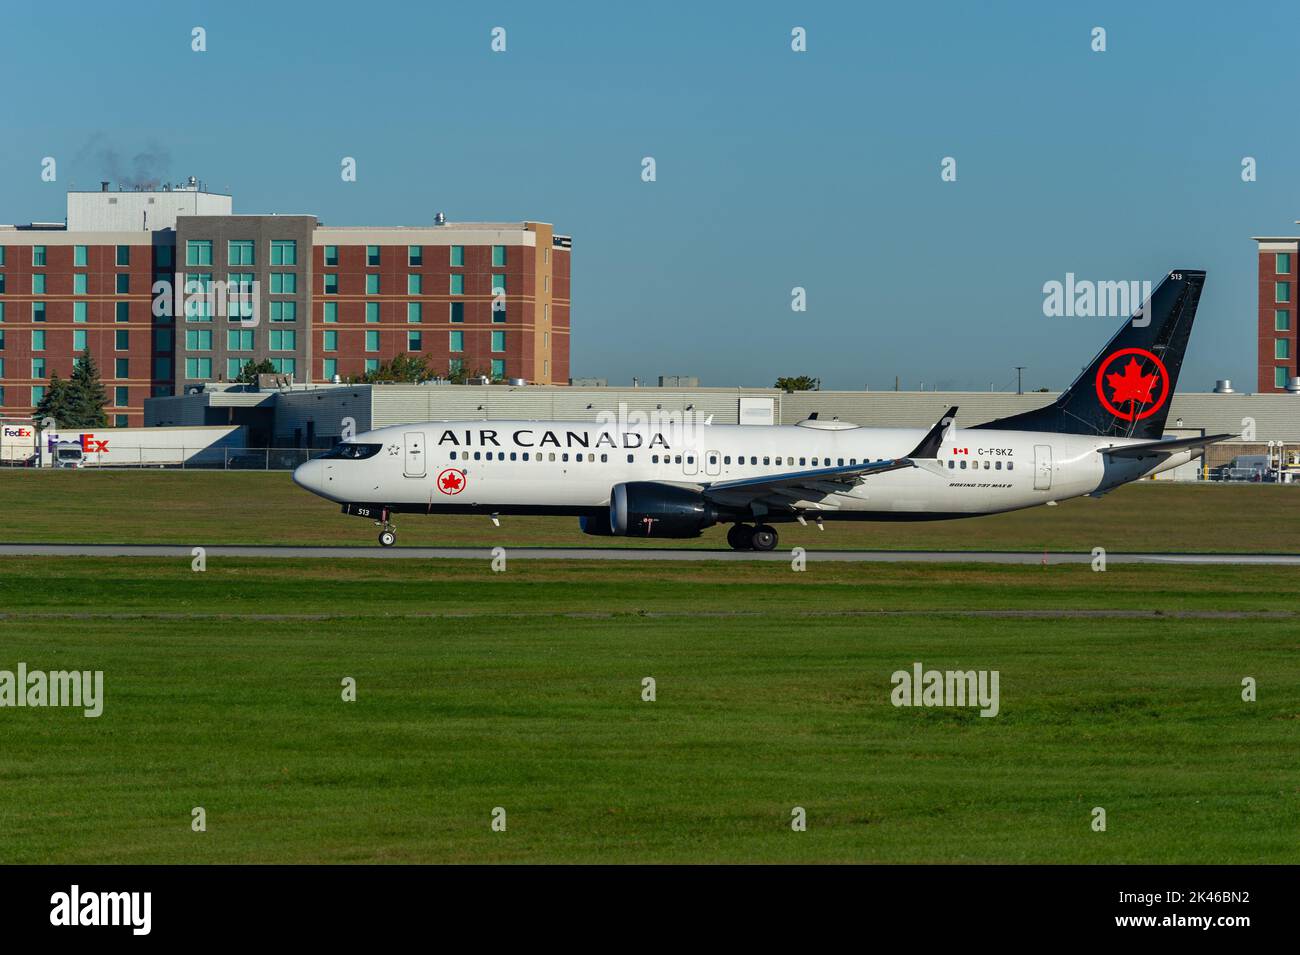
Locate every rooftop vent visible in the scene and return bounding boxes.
[1213,379,1234,394]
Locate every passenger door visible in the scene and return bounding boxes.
[682,450,699,477]
[1033,445,1052,490]
[404,432,426,478]
[705,450,721,476]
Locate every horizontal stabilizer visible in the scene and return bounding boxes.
[1101,433,1235,459]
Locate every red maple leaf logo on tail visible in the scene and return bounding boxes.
[1105,357,1160,407]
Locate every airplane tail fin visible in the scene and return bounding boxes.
[973,270,1206,440]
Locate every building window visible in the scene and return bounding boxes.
[1276,281,1291,304]
[450,245,464,267]
[114,386,129,406]
[1278,252,1292,275]
[1276,366,1291,389]
[116,245,130,266]
[270,240,297,266]
[365,358,379,373]
[1275,309,1290,331]
[227,273,255,320]
[323,330,338,351]
[449,302,464,323]
[32,246,47,266]
[491,245,506,267]
[115,329,129,350]
[114,273,129,294]
[228,240,255,266]
[492,274,506,294]
[270,272,297,294]
[366,302,380,323]
[30,385,44,404]
[270,301,297,322]
[32,329,45,351]
[323,273,338,295]
[407,274,422,295]
[226,358,244,379]
[449,330,464,352]
[32,302,46,322]
[73,245,88,267]
[1277,339,1291,360]
[31,274,45,295]
[113,414,128,427]
[407,330,423,351]
[155,328,173,352]
[491,330,506,352]
[155,245,174,268]
[0,246,4,266]
[408,245,422,266]
[270,329,296,351]
[449,274,464,295]
[186,240,212,266]
[366,245,380,266]
[115,358,129,378]
[228,329,254,351]
[0,274,6,293]
[73,329,87,351]
[492,305,506,323]
[407,302,422,323]
[324,245,338,266]
[366,274,380,294]
[448,358,464,375]
[185,357,212,379]
[491,358,505,379]
[322,358,338,380]
[365,330,379,352]
[323,302,338,323]
[74,274,88,295]
[32,357,46,378]
[74,302,87,323]
[116,302,130,323]
[185,329,212,351]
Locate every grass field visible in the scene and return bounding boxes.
[1,558,1297,863]
[0,469,1297,552]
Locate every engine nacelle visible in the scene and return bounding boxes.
[609,482,719,538]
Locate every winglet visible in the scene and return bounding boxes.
[908,406,958,459]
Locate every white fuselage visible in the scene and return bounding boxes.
[292,419,1197,522]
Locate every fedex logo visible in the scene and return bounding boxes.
[47,434,110,453]
[3,426,33,439]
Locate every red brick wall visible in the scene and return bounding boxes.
[1258,248,1298,392]
[0,241,170,426]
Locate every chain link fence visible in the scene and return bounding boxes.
[0,448,315,470]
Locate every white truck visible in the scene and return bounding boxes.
[34,425,248,468]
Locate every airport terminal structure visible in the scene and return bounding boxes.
[0,181,571,426]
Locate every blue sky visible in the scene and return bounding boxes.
[1,1,1296,391]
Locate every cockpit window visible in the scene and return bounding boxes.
[319,442,383,460]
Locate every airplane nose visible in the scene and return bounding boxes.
[293,459,324,492]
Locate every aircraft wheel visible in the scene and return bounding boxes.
[751,525,778,551]
[378,529,397,548]
[727,524,755,550]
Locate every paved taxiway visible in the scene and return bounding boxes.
[1,544,1297,564]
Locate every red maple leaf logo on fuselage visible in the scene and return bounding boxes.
[1105,357,1160,407]
[439,470,464,493]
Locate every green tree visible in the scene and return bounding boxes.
[34,373,75,426]
[362,353,433,383]
[235,359,276,383]
[774,376,819,393]
[63,350,108,427]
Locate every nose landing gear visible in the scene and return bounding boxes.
[376,521,397,547]
[726,523,778,551]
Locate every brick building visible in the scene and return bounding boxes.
[1252,234,1298,392]
[0,184,570,426]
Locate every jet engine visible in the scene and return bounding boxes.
[608,482,720,538]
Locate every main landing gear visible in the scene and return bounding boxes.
[727,523,778,552]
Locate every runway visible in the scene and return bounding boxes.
[1,543,1298,564]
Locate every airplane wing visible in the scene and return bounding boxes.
[702,406,957,510]
[1101,433,1235,460]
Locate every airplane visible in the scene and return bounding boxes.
[293,269,1231,550]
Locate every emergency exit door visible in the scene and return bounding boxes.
[1033,445,1052,490]
[404,432,426,477]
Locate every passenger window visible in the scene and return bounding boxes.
[450,451,458,460]
[687,455,694,464]
[522,452,529,461]
[838,458,844,466]
[1008,461,1014,471]
[548,453,556,462]
[960,460,967,469]
[600,453,608,462]
[750,456,757,465]
[674,455,682,464]
[995,460,1001,470]
[799,457,806,466]
[763,456,770,466]
[510,452,517,461]
[984,460,990,469]
[724,456,731,464]
[850,458,857,465]
[948,460,955,469]
[562,453,569,462]
[474,451,481,460]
